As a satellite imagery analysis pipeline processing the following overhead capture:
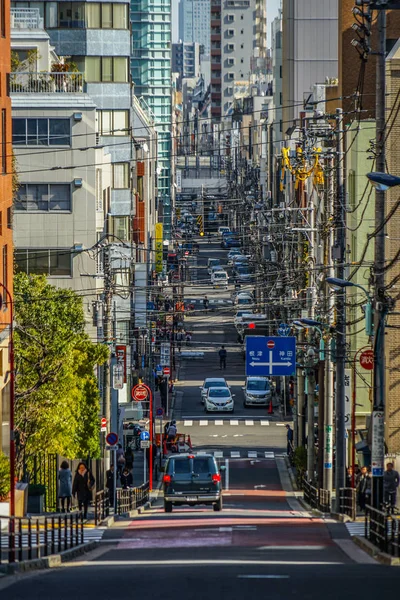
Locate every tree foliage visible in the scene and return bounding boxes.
[14,273,108,477]
[0,452,10,500]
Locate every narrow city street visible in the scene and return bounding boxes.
[3,239,400,598]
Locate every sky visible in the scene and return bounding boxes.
[171,0,281,46]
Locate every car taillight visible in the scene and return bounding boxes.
[212,473,221,483]
[163,474,171,483]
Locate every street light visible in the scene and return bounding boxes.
[299,318,326,361]
[326,277,373,336]
[366,171,400,191]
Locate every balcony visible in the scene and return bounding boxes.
[211,49,221,56]
[10,72,85,94]
[11,8,44,30]
[211,34,221,42]
[211,77,221,85]
[211,19,221,27]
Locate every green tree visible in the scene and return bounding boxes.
[14,273,108,478]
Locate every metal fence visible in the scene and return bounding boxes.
[0,513,84,565]
[10,72,84,94]
[301,477,331,513]
[94,490,110,526]
[339,487,357,521]
[116,483,149,515]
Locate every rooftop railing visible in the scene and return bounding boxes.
[11,8,44,30]
[10,72,84,94]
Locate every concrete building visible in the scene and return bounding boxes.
[172,41,201,85]
[271,8,282,151]
[11,10,112,340]
[210,0,267,120]
[179,0,210,54]
[0,0,13,456]
[282,0,338,125]
[131,0,172,241]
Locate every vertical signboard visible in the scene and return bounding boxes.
[344,369,351,430]
[155,223,163,273]
[115,345,127,382]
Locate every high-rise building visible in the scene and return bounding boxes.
[0,0,13,456]
[179,0,210,54]
[131,0,172,241]
[172,41,201,83]
[210,0,267,119]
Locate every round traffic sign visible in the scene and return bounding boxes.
[156,407,164,417]
[101,417,107,428]
[267,340,275,349]
[106,432,118,446]
[360,349,374,371]
[132,384,149,402]
[163,367,171,376]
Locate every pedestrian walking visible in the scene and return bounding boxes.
[58,460,72,513]
[106,464,115,507]
[384,462,400,512]
[346,466,353,488]
[176,329,184,351]
[203,295,209,313]
[219,345,227,370]
[116,443,125,476]
[356,466,371,511]
[285,424,294,456]
[185,331,192,346]
[120,467,133,489]
[72,462,95,519]
[125,446,134,470]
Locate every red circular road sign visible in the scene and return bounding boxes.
[360,349,374,371]
[163,367,171,376]
[106,432,118,446]
[101,417,107,428]
[267,340,275,349]
[132,384,149,402]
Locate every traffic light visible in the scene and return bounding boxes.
[248,323,256,330]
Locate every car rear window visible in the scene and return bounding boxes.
[193,458,213,474]
[169,459,191,474]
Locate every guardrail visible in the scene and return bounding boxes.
[339,487,357,521]
[364,505,400,557]
[301,477,331,512]
[0,513,84,565]
[10,72,84,94]
[116,483,149,514]
[94,489,110,526]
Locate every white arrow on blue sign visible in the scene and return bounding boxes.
[245,336,296,377]
[278,323,291,336]
[140,430,150,441]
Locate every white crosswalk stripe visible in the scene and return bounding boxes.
[345,522,365,537]
[245,420,254,426]
[248,451,258,458]
[260,421,270,426]
[211,450,275,459]
[215,420,224,426]
[214,451,224,458]
[265,451,275,459]
[199,420,208,426]
[178,419,285,427]
[230,420,239,426]
[231,451,240,458]
[184,420,193,426]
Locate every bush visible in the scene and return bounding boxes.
[0,452,10,500]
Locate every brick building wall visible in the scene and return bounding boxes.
[0,0,13,456]
[339,0,400,122]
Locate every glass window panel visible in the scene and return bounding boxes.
[30,2,44,19]
[49,250,71,276]
[86,57,100,81]
[86,2,100,27]
[113,163,129,188]
[58,2,72,26]
[49,119,70,145]
[26,184,48,210]
[71,2,85,27]
[113,57,127,82]
[15,250,28,273]
[45,1,57,27]
[113,3,127,28]
[49,185,71,210]
[100,111,112,135]
[102,57,113,82]
[29,250,49,274]
[12,119,26,145]
[27,118,38,145]
[101,3,112,28]
[15,185,27,210]
[113,110,128,135]
[37,118,48,145]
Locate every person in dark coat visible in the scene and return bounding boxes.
[72,462,95,519]
[120,467,133,489]
[125,446,134,470]
[58,460,72,513]
[106,464,115,507]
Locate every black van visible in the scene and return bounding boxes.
[163,453,223,513]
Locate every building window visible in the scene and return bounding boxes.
[280,65,282,78]
[12,118,71,146]
[1,109,5,173]
[77,57,129,83]
[113,163,130,189]
[6,207,11,229]
[15,249,72,276]
[15,184,71,212]
[58,2,85,27]
[2,245,7,305]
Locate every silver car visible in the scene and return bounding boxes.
[243,377,271,407]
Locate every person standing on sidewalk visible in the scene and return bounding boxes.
[72,462,95,519]
[356,466,370,511]
[106,464,115,507]
[58,460,72,513]
[219,346,227,370]
[384,462,399,512]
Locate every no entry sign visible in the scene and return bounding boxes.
[132,384,149,402]
[360,350,374,371]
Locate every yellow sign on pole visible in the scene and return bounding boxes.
[155,223,163,273]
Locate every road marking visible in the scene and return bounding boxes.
[219,527,233,532]
[230,419,239,426]
[233,434,243,437]
[276,423,286,426]
[245,420,254,426]
[257,546,326,551]
[214,451,223,458]
[238,575,290,580]
[231,451,240,458]
[215,420,224,425]
[197,451,207,455]
[254,485,266,489]
[199,420,208,426]
[265,452,275,459]
[209,434,219,437]
[260,421,270,426]
[248,451,258,458]
[183,420,193,427]
[68,560,343,567]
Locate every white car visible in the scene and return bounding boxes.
[199,377,229,404]
[207,258,221,274]
[205,387,235,413]
[243,377,272,407]
[235,292,254,306]
[212,271,229,288]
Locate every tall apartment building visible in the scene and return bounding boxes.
[131,0,172,241]
[282,0,338,125]
[179,0,210,54]
[271,8,283,149]
[210,0,267,120]
[172,41,201,83]
[0,0,13,456]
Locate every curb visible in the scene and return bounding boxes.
[0,541,98,575]
[353,535,400,566]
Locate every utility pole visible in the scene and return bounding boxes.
[297,330,305,447]
[372,5,387,509]
[103,244,112,470]
[306,350,316,480]
[334,107,346,509]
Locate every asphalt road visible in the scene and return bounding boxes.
[3,239,399,599]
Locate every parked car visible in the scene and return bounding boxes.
[205,387,235,413]
[207,258,221,274]
[243,377,272,407]
[199,377,229,404]
[211,270,229,288]
[163,453,223,512]
[222,237,241,249]
[218,226,231,237]
[235,292,254,307]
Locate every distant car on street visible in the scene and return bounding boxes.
[242,377,272,407]
[205,387,235,413]
[199,377,229,404]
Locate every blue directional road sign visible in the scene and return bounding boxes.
[277,323,291,337]
[246,336,296,377]
[140,430,150,441]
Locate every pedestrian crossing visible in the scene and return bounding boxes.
[181,419,288,427]
[345,522,365,537]
[195,450,277,459]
